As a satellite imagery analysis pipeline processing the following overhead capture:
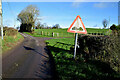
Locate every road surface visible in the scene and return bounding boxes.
[2,33,56,79]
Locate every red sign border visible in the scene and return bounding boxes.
[67,15,87,34]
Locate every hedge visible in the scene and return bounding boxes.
[77,34,120,72]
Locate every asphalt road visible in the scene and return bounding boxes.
[2,33,55,79]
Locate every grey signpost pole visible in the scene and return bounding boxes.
[74,33,78,59]
[74,17,79,59]
[68,15,87,59]
[0,0,3,40]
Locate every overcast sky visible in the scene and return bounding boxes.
[3,2,118,28]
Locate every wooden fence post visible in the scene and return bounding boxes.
[41,31,43,35]
[47,32,48,36]
[57,33,59,37]
[52,32,54,37]
[48,32,50,36]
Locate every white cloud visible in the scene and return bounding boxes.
[3,19,13,26]
[94,2,108,8]
[85,25,101,28]
[37,16,50,21]
[72,0,87,8]
[72,2,81,8]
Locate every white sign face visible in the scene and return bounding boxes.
[70,18,85,32]
[67,15,87,34]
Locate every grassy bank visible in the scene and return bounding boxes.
[2,33,24,53]
[46,38,120,80]
[25,28,110,38]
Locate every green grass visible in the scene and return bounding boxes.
[86,28,111,35]
[46,38,74,50]
[25,28,111,38]
[46,38,120,80]
[2,33,24,53]
[25,29,74,37]
[86,28,109,33]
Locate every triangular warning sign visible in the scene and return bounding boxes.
[67,15,87,34]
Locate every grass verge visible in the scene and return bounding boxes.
[2,33,24,53]
[46,38,120,80]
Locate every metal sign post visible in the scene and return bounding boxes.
[74,33,78,59]
[67,15,87,59]
[0,0,3,40]
[0,15,3,40]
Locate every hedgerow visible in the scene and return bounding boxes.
[78,34,120,72]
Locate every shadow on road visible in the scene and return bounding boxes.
[23,46,35,50]
[44,47,58,80]
[23,46,48,58]
[23,46,56,79]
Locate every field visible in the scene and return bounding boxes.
[2,33,24,53]
[86,28,109,33]
[25,28,110,38]
[25,29,74,37]
[46,38,120,80]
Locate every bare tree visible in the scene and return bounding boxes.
[17,5,39,32]
[52,24,60,29]
[102,19,108,29]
